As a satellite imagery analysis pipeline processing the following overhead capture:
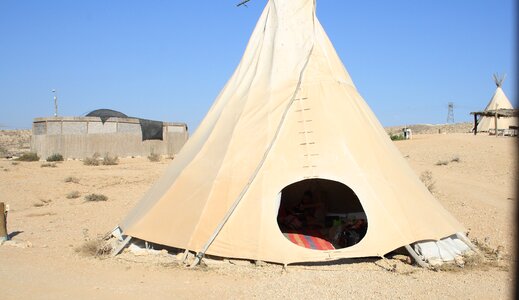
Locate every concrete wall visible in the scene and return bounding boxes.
[31,117,188,159]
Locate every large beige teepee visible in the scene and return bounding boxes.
[119,0,465,265]
[477,74,517,132]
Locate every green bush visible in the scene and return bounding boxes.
[16,152,40,161]
[46,153,64,162]
[389,134,405,141]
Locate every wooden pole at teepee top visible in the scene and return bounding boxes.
[0,202,7,242]
[237,0,252,7]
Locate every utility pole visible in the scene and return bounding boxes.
[446,102,454,123]
[52,89,58,117]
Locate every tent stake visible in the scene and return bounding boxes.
[404,244,429,268]
[189,253,204,268]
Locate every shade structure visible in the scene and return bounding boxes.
[119,0,465,265]
[477,76,517,132]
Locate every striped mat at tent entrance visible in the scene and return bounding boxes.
[283,232,335,250]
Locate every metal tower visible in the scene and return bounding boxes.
[447,102,454,123]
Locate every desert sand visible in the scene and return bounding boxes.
[0,132,515,299]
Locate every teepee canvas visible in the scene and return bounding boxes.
[477,74,517,132]
[118,0,469,265]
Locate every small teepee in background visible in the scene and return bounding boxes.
[476,74,517,132]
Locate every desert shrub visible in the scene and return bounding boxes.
[16,152,39,161]
[102,153,119,165]
[41,162,57,168]
[11,162,19,166]
[389,134,405,141]
[435,160,449,166]
[46,153,64,162]
[148,152,161,162]
[84,193,108,202]
[420,170,435,193]
[75,239,113,257]
[83,153,101,166]
[451,156,460,163]
[0,146,7,157]
[66,191,81,199]
[64,176,80,183]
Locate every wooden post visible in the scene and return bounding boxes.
[494,112,498,137]
[404,244,429,268]
[473,114,478,135]
[0,202,7,242]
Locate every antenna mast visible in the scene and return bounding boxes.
[446,102,454,123]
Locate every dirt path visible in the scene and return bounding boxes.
[0,133,515,299]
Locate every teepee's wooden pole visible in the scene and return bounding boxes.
[404,245,429,268]
[111,236,131,257]
[455,232,480,253]
[0,202,7,242]
[237,0,252,7]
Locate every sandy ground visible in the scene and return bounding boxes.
[0,133,516,299]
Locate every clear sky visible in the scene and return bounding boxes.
[0,0,516,130]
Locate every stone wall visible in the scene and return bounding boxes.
[31,117,188,159]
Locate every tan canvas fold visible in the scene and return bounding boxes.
[120,0,465,264]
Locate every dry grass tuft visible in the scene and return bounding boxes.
[419,170,435,193]
[83,153,101,166]
[0,146,7,157]
[84,193,108,202]
[33,199,52,207]
[16,152,40,161]
[435,160,449,166]
[451,156,461,163]
[11,162,19,166]
[66,191,81,199]
[148,152,161,162]
[41,162,57,168]
[64,176,80,184]
[75,239,113,258]
[102,153,119,165]
[46,153,64,162]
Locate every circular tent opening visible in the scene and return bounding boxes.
[277,179,367,250]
